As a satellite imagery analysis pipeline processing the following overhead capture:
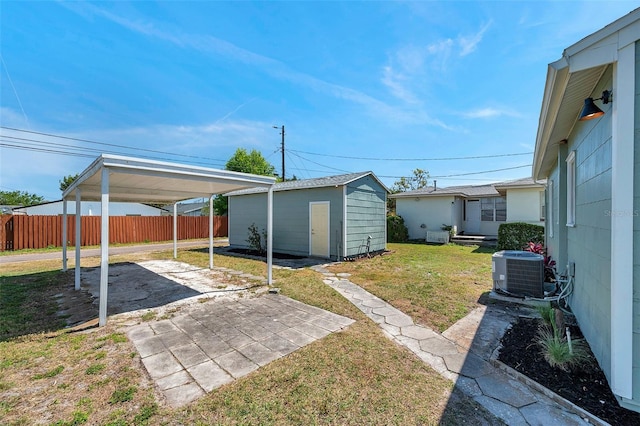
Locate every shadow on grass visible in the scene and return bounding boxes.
[0,262,206,342]
[0,269,71,341]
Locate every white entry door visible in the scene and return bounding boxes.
[466,200,481,234]
[310,202,330,258]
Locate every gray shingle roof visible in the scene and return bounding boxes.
[390,177,544,199]
[226,171,388,196]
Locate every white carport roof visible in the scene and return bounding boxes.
[61,154,276,326]
[62,154,276,203]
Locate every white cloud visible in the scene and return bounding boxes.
[381,66,420,105]
[458,21,492,57]
[462,107,521,119]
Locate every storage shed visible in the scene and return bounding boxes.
[227,172,388,260]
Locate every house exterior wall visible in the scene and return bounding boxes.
[562,69,614,387]
[395,196,455,240]
[506,187,545,225]
[228,187,344,258]
[344,175,387,256]
[630,40,640,410]
[467,198,502,236]
[13,201,163,216]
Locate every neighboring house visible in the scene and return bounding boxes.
[226,172,388,260]
[391,178,545,240]
[162,201,209,216]
[12,200,166,216]
[532,9,639,413]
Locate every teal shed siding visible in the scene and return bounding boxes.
[345,175,387,257]
[228,173,387,260]
[228,187,344,258]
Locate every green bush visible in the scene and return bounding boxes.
[497,222,544,251]
[387,215,409,243]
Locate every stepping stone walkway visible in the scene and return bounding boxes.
[312,265,605,426]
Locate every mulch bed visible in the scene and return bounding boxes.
[498,317,640,425]
[226,248,306,260]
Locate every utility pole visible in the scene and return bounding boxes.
[273,125,285,181]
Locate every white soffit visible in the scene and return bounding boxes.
[62,154,276,203]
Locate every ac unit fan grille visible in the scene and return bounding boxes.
[505,258,544,297]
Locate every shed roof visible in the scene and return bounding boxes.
[63,154,276,203]
[225,171,389,196]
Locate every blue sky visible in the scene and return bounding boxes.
[1,1,638,201]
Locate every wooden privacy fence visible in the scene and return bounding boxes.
[1,215,228,251]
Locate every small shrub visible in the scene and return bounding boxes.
[387,215,409,242]
[246,223,267,255]
[497,222,544,251]
[536,326,591,371]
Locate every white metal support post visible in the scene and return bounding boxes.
[173,203,178,259]
[209,195,214,269]
[267,186,273,285]
[74,189,81,290]
[99,167,110,327]
[62,199,67,271]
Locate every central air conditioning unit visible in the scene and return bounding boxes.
[426,231,450,244]
[492,250,544,298]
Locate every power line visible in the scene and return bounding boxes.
[287,150,352,174]
[0,126,229,165]
[288,148,533,161]
[377,164,531,179]
[0,136,227,167]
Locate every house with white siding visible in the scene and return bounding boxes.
[226,172,388,260]
[11,200,166,216]
[391,178,545,240]
[532,8,640,413]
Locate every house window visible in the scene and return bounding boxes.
[481,197,506,221]
[566,151,576,226]
[540,190,545,221]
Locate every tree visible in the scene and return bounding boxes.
[204,148,277,216]
[225,148,276,176]
[391,168,430,192]
[388,168,430,214]
[59,174,79,192]
[0,190,45,207]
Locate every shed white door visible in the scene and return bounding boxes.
[310,201,330,258]
[466,200,481,234]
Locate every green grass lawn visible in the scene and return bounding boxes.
[0,243,501,425]
[328,243,496,332]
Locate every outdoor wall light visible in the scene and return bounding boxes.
[579,90,612,121]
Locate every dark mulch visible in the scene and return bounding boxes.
[226,248,306,260]
[498,317,640,425]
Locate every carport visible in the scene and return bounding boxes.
[61,154,276,326]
